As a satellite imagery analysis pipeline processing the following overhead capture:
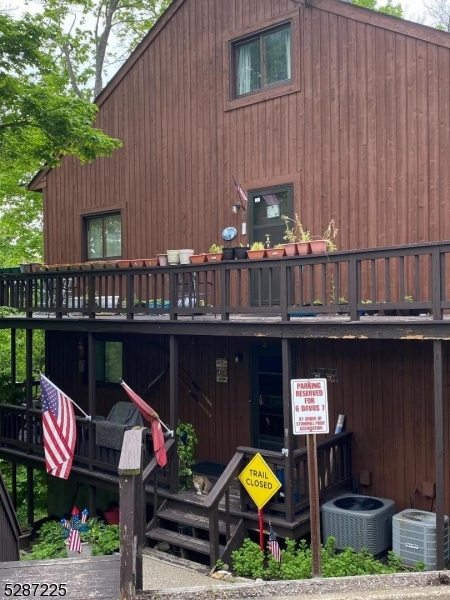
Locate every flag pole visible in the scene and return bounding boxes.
[40,373,91,420]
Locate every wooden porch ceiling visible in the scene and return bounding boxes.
[0,313,449,340]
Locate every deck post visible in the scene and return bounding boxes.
[282,338,295,522]
[119,429,144,600]
[26,329,33,455]
[11,328,16,386]
[26,466,34,526]
[88,333,96,471]
[169,335,179,493]
[434,340,445,570]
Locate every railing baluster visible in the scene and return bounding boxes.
[432,248,443,320]
[415,255,420,302]
[385,257,391,302]
[399,256,405,301]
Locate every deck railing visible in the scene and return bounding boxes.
[0,241,449,321]
[0,403,175,479]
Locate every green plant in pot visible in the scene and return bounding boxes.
[176,421,198,490]
[250,241,265,251]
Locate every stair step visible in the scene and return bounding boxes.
[146,527,224,555]
[158,507,238,535]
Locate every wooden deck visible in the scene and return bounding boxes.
[0,555,119,600]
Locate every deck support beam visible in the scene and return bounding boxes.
[282,338,294,523]
[169,335,178,493]
[434,340,445,570]
[88,333,96,471]
[11,328,16,386]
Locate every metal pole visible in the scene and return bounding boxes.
[258,508,264,551]
[307,434,322,577]
[434,340,445,570]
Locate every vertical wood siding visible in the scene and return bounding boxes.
[42,0,450,263]
[0,472,20,562]
[47,333,449,514]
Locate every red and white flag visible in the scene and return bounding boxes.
[40,374,76,480]
[68,528,82,553]
[120,381,167,467]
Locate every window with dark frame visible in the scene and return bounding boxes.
[234,23,291,97]
[95,341,123,384]
[85,212,122,261]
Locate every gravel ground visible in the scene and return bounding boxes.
[139,561,450,600]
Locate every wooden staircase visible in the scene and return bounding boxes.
[146,496,245,565]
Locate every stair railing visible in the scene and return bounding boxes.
[204,450,245,566]
[119,430,175,600]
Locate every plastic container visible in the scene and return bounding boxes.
[179,249,195,265]
[166,250,180,265]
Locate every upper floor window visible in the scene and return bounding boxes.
[86,212,121,260]
[234,24,291,97]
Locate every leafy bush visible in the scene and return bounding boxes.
[231,536,425,580]
[22,521,66,561]
[176,421,198,490]
[92,524,120,555]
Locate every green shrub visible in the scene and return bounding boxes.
[231,536,425,580]
[22,521,66,561]
[92,524,120,556]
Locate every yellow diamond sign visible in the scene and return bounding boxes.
[238,453,282,509]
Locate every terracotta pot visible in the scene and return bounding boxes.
[157,254,168,267]
[247,250,267,260]
[206,252,223,262]
[116,260,131,268]
[80,262,94,270]
[267,248,286,259]
[310,240,327,254]
[46,265,58,272]
[190,254,207,264]
[283,243,298,256]
[91,261,106,269]
[130,259,145,267]
[104,261,118,269]
[297,242,311,255]
[144,258,159,267]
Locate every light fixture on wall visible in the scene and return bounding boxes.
[234,353,243,364]
[231,201,245,214]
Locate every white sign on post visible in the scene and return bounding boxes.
[291,378,329,435]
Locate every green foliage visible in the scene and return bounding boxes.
[34,0,172,99]
[209,244,223,253]
[250,242,265,251]
[0,461,48,528]
[92,524,120,556]
[22,520,66,561]
[0,373,26,405]
[351,0,404,18]
[231,536,425,580]
[176,421,198,490]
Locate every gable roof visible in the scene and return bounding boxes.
[28,0,450,191]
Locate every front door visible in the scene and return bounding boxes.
[249,185,294,305]
[251,345,284,452]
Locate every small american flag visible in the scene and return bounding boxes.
[68,528,82,553]
[263,193,280,206]
[81,509,88,524]
[41,374,76,480]
[232,175,248,205]
[268,523,282,562]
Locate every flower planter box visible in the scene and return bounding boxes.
[116,260,131,268]
[104,261,118,269]
[247,249,266,260]
[283,243,298,256]
[206,252,223,262]
[266,248,286,259]
[310,240,327,254]
[80,263,94,270]
[144,258,159,267]
[296,242,311,255]
[130,259,145,267]
[190,254,207,264]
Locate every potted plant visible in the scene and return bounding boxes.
[62,508,100,558]
[267,243,286,259]
[361,299,378,316]
[246,241,266,260]
[176,421,198,490]
[310,219,338,254]
[206,244,223,262]
[190,253,207,264]
[281,214,311,255]
[234,244,249,260]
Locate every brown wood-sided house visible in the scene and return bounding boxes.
[1,0,450,569]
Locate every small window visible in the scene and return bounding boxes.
[234,25,291,97]
[95,341,122,384]
[86,212,121,260]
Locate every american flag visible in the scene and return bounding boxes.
[81,509,88,524]
[68,528,82,553]
[263,193,280,206]
[232,175,248,205]
[40,374,76,480]
[268,523,282,562]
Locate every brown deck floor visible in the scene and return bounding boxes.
[0,555,119,600]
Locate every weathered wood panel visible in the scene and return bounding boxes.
[0,470,20,562]
[41,0,450,266]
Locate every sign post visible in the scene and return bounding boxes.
[239,453,282,551]
[290,378,329,578]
